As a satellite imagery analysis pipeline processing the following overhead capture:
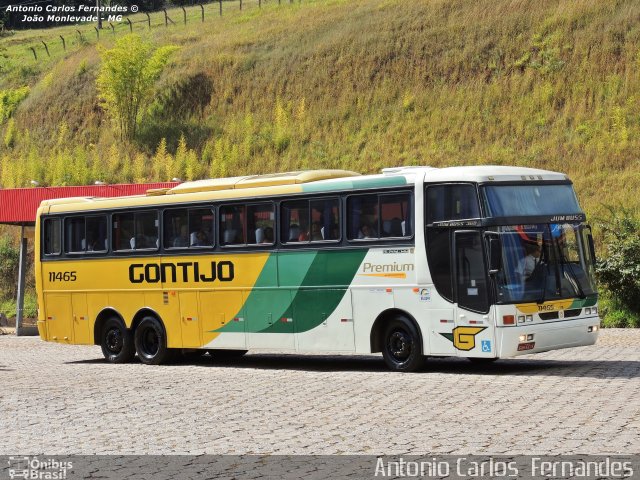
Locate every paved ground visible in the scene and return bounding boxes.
[0,330,638,455]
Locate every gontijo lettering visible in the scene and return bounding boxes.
[129,261,234,283]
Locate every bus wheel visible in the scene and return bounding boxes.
[101,317,135,364]
[134,316,170,365]
[382,317,423,372]
[208,349,248,360]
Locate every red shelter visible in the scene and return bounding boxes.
[0,183,177,225]
[0,182,178,335]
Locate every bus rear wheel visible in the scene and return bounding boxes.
[381,317,423,372]
[134,316,171,365]
[101,317,135,364]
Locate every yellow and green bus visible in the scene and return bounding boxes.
[35,167,600,371]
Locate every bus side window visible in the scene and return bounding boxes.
[44,218,61,255]
[113,211,158,251]
[310,198,340,241]
[281,200,309,243]
[380,193,412,237]
[247,203,274,245]
[65,217,85,253]
[347,194,379,240]
[426,184,480,224]
[164,209,189,248]
[219,205,245,246]
[426,228,453,302]
[189,208,214,247]
[86,216,108,252]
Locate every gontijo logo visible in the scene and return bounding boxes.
[129,261,235,284]
[440,326,487,351]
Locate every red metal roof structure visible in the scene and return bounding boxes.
[0,183,178,225]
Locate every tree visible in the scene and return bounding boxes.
[96,35,178,141]
[596,207,640,315]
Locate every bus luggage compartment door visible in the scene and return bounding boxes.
[43,293,73,343]
[178,291,202,348]
[71,293,91,345]
[245,289,296,350]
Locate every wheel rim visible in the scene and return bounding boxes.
[105,327,123,354]
[387,329,412,363]
[140,327,160,357]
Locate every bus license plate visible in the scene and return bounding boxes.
[517,342,535,351]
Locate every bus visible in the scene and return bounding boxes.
[35,166,600,371]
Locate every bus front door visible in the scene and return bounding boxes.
[453,230,495,358]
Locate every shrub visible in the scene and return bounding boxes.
[0,236,19,299]
[97,35,178,140]
[596,206,640,322]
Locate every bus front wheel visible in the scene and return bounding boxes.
[134,316,171,365]
[381,317,423,372]
[101,317,135,364]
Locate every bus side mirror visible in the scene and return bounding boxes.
[487,235,502,275]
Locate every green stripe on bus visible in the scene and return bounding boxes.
[302,176,407,193]
[212,249,367,334]
[569,294,598,309]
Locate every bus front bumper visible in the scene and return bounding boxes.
[496,316,601,358]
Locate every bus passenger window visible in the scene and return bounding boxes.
[113,211,158,251]
[189,209,214,247]
[65,217,85,253]
[219,205,245,245]
[380,193,412,237]
[247,204,274,245]
[426,184,480,224]
[347,195,379,240]
[310,198,340,241]
[64,216,107,253]
[164,209,189,248]
[86,216,108,252]
[44,218,61,255]
[281,200,309,243]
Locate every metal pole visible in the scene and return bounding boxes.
[15,225,27,336]
[97,0,102,29]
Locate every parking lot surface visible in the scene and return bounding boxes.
[1,329,638,455]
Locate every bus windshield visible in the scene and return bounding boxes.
[483,184,582,217]
[492,223,597,304]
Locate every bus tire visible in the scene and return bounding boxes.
[100,317,135,364]
[381,316,423,372]
[134,316,170,365]
[208,349,248,360]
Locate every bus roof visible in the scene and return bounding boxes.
[40,166,569,214]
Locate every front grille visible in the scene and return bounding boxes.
[539,308,582,321]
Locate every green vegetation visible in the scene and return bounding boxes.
[0,0,638,324]
[97,35,179,140]
[597,207,640,327]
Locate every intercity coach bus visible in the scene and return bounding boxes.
[35,166,600,371]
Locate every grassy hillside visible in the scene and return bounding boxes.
[0,0,639,220]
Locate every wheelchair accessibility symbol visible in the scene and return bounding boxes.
[481,340,492,353]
